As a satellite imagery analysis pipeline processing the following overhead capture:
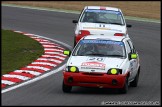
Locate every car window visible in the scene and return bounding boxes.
[125,40,131,54]
[78,9,85,21]
[80,9,125,25]
[73,39,126,58]
[127,40,133,50]
[127,40,136,53]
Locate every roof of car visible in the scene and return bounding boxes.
[83,35,129,41]
[85,6,120,11]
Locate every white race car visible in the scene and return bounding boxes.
[63,35,140,94]
[72,6,132,46]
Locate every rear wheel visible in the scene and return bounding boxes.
[119,77,128,94]
[62,81,72,93]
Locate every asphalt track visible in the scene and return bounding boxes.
[1,6,161,106]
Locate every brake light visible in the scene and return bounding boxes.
[79,30,90,35]
[114,33,124,36]
[100,7,106,10]
[76,30,90,43]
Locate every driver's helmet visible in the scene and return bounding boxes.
[95,43,109,50]
[86,12,97,22]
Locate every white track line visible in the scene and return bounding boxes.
[42,55,65,60]
[40,42,58,45]
[44,48,63,52]
[34,38,48,41]
[3,74,30,81]
[42,45,60,48]
[31,62,57,67]
[14,70,41,76]
[14,31,23,33]
[45,51,62,54]
[30,36,40,39]
[45,52,66,56]
[23,33,37,36]
[1,80,15,85]
[37,58,62,63]
[26,66,50,71]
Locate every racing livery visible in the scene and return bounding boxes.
[62,35,140,94]
[72,6,132,46]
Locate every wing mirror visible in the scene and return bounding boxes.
[129,53,137,60]
[72,20,78,23]
[63,50,71,56]
[126,24,132,28]
[131,53,137,59]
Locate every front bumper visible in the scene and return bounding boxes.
[63,71,127,88]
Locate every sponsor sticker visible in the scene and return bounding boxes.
[81,61,106,70]
[81,40,124,46]
[85,9,121,15]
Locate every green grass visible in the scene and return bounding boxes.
[1,29,44,75]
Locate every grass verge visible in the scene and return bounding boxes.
[1,29,44,75]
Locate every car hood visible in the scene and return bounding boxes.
[79,23,126,35]
[67,56,125,73]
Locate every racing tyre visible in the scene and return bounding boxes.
[62,81,72,93]
[130,68,140,87]
[119,77,128,94]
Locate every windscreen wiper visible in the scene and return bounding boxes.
[109,22,123,25]
[85,53,108,56]
[107,55,124,57]
[94,21,108,24]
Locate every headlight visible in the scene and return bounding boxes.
[107,68,122,75]
[65,66,79,73]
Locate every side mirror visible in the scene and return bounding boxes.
[72,20,78,23]
[63,50,71,56]
[126,24,132,28]
[131,53,137,59]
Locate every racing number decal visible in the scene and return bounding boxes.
[87,57,105,62]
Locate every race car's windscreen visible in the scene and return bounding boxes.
[80,9,125,25]
[73,39,126,57]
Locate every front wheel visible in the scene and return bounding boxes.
[130,68,140,87]
[62,81,72,93]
